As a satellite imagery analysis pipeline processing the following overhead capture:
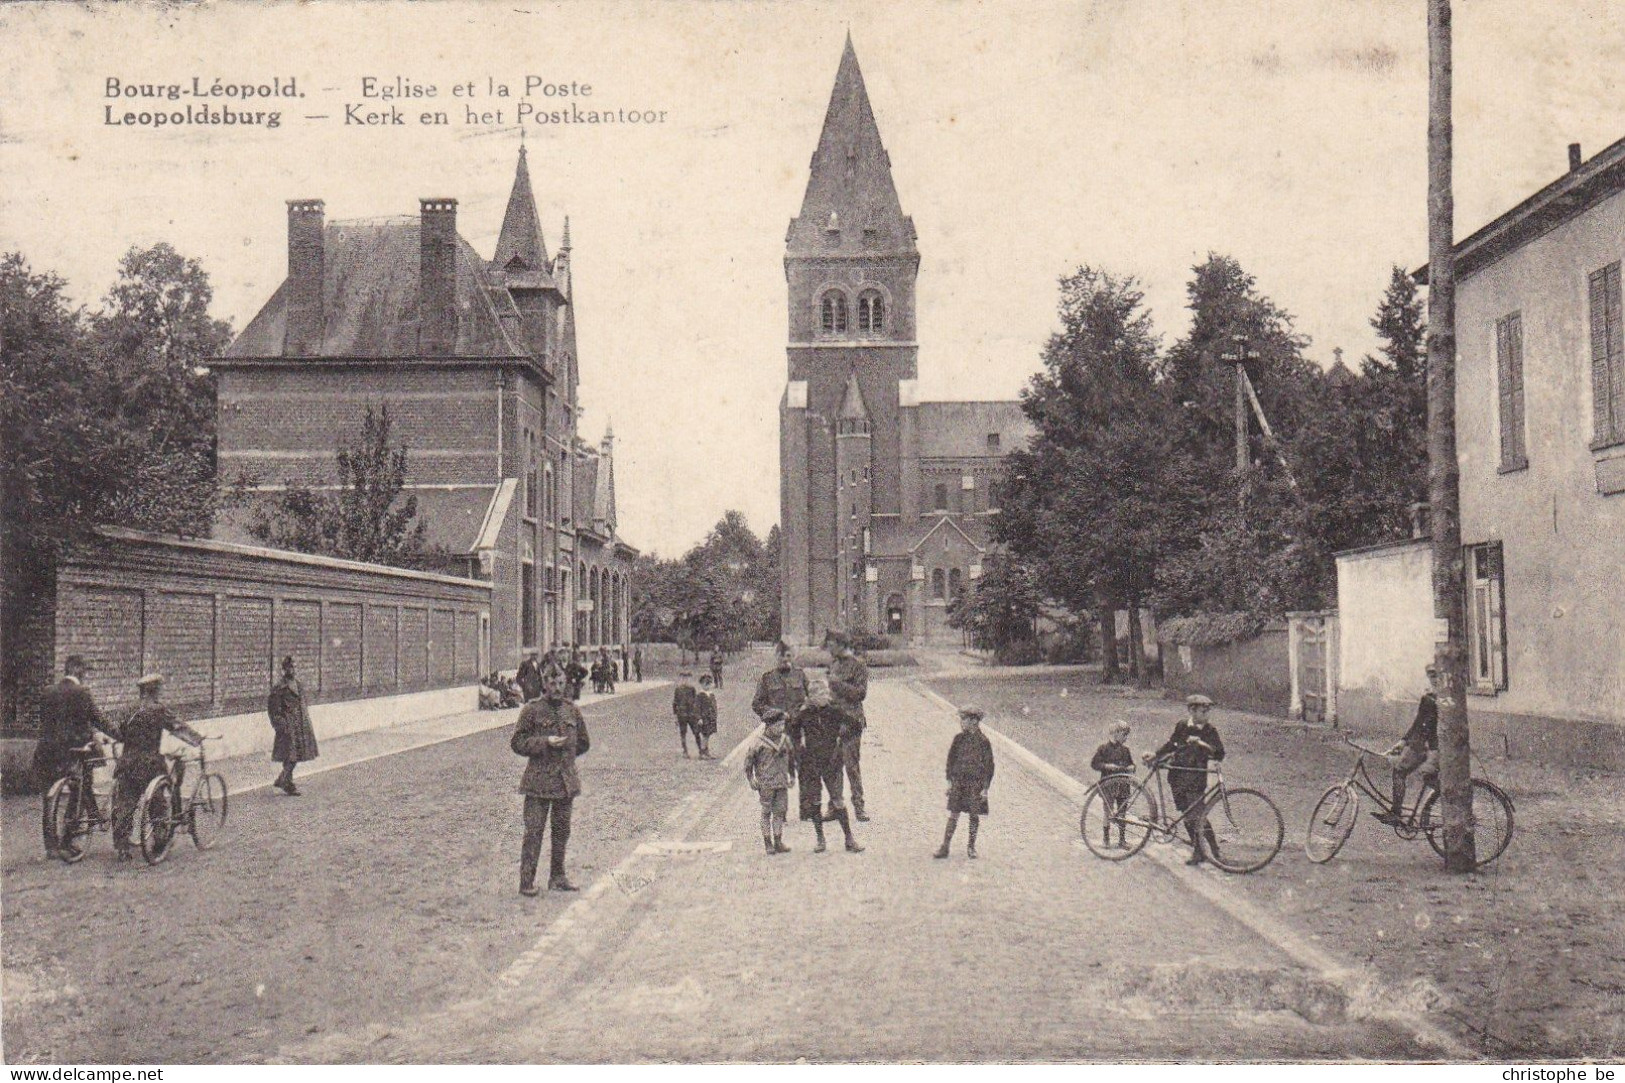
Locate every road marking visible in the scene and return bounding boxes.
[634,840,733,855]
[909,679,1476,1061]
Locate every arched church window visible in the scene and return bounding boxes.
[858,290,885,334]
[820,290,848,334]
[931,568,946,600]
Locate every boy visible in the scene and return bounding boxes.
[745,708,797,854]
[934,706,995,860]
[1090,721,1136,849]
[1148,694,1225,866]
[672,671,700,758]
[788,674,863,854]
[696,673,719,759]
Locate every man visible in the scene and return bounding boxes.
[511,671,591,895]
[112,675,203,861]
[516,651,544,703]
[33,655,116,792]
[672,671,702,758]
[709,647,725,690]
[1148,694,1224,866]
[621,645,632,684]
[34,655,117,855]
[752,641,809,723]
[267,655,319,795]
[633,646,643,683]
[828,633,870,822]
[565,650,588,702]
[1376,664,1439,825]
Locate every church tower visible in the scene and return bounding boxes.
[781,36,919,644]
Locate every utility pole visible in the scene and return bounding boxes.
[1427,0,1476,871]
[1221,335,1260,473]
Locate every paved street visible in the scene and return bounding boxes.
[275,676,1438,1063]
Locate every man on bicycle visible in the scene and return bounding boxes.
[1375,664,1439,826]
[1148,694,1225,866]
[112,674,203,861]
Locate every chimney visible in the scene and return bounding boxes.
[284,200,324,356]
[1569,143,1583,172]
[419,198,458,356]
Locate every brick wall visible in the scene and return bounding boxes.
[4,528,490,737]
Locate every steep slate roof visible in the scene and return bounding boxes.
[838,370,871,420]
[225,217,526,359]
[787,36,916,256]
[916,401,1034,458]
[492,145,551,273]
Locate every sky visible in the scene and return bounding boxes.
[2,1,1622,557]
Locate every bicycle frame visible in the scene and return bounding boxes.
[1335,739,1432,831]
[1140,759,1229,843]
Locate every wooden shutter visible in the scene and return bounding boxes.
[1496,314,1525,468]
[1592,264,1623,446]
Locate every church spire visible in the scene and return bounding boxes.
[838,370,870,421]
[493,145,549,271]
[788,37,914,257]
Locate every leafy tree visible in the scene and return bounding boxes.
[629,511,779,649]
[946,554,1043,655]
[247,405,429,567]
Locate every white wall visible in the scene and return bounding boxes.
[1336,540,1434,705]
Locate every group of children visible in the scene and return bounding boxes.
[671,671,719,758]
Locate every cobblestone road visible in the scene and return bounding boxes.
[276,679,1443,1063]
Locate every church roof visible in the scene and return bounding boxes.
[224,217,526,359]
[838,370,871,420]
[491,145,555,283]
[916,400,1034,458]
[787,37,916,257]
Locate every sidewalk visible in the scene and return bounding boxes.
[283,680,1437,1063]
[924,670,1625,1059]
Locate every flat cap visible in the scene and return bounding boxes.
[1185,694,1214,707]
[958,706,985,721]
[136,673,164,688]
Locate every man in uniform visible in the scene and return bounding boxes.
[512,670,591,895]
[112,674,203,861]
[828,633,870,822]
[752,641,809,723]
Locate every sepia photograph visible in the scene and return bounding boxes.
[1,0,1622,1068]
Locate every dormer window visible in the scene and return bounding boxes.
[858,290,885,334]
[821,290,848,334]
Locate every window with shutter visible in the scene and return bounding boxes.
[1496,313,1527,471]
[1465,542,1508,693]
[1591,263,1623,448]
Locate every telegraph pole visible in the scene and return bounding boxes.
[1221,335,1260,473]
[1427,0,1477,871]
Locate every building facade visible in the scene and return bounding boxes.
[1337,137,1625,768]
[779,39,1033,646]
[213,149,636,671]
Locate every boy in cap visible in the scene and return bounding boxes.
[1148,694,1225,866]
[695,673,718,759]
[672,671,701,758]
[1376,663,1440,825]
[1090,720,1136,849]
[935,706,995,859]
[744,708,797,854]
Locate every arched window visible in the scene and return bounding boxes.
[933,482,948,512]
[949,568,964,598]
[858,290,885,334]
[820,290,848,334]
[931,568,946,600]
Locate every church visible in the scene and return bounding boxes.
[780,39,1034,647]
[213,147,638,669]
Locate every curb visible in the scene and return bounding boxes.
[909,680,1477,1061]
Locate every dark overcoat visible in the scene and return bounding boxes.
[268,676,320,763]
[31,679,112,785]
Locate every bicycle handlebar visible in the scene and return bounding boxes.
[1343,734,1396,758]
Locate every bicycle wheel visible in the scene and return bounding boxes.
[1420,779,1514,868]
[46,776,88,863]
[1079,777,1156,860]
[136,776,176,865]
[1204,787,1284,874]
[189,773,229,850]
[1305,783,1359,864]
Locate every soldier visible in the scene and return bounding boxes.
[512,670,591,895]
[828,632,870,822]
[752,641,809,723]
[112,675,203,862]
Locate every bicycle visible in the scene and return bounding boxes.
[134,736,229,865]
[1304,734,1514,868]
[43,741,119,863]
[1080,758,1284,874]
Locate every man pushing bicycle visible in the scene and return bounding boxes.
[112,674,203,862]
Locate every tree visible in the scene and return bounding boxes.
[946,554,1043,656]
[247,405,429,567]
[629,511,779,649]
